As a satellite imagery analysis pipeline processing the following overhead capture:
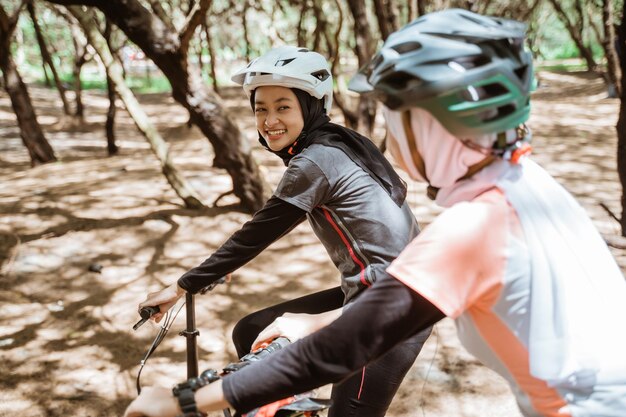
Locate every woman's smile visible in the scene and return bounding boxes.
[266,129,287,141]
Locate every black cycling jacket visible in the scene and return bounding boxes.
[222,274,445,413]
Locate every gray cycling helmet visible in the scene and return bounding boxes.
[349,8,534,137]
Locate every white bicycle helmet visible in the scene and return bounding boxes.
[231,46,333,113]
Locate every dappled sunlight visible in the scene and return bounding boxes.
[1,70,623,417]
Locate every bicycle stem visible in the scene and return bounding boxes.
[180,292,199,379]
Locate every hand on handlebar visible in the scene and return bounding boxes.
[251,309,343,351]
[138,282,186,323]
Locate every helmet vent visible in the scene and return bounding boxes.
[514,65,528,83]
[382,72,422,91]
[482,82,509,97]
[311,69,331,81]
[298,48,310,52]
[275,58,296,67]
[391,42,422,54]
[452,55,490,70]
[460,14,488,27]
[461,82,508,102]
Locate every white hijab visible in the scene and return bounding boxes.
[384,106,626,388]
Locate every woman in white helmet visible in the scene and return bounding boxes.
[126,10,626,417]
[135,45,431,417]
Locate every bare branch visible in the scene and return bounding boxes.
[1,0,27,35]
[148,0,175,31]
[179,0,210,53]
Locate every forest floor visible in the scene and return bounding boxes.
[1,70,625,417]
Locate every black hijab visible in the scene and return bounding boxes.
[251,88,407,207]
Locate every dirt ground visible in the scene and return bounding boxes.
[1,71,624,417]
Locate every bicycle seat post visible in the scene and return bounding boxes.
[180,292,199,378]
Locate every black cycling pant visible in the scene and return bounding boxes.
[232,286,432,417]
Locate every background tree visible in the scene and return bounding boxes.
[51,5,93,120]
[598,0,622,97]
[0,1,56,166]
[48,0,266,213]
[67,5,205,209]
[27,0,72,116]
[547,0,599,71]
[1,0,624,223]
[617,0,626,234]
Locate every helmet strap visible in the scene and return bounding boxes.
[460,154,497,181]
[402,111,442,200]
[401,111,429,183]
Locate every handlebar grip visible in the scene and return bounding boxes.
[139,305,160,319]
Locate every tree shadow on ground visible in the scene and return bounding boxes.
[1,71,623,417]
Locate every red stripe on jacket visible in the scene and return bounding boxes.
[321,207,370,287]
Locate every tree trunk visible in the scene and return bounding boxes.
[417,0,427,16]
[52,4,89,119]
[312,0,360,130]
[105,73,118,155]
[27,0,72,116]
[548,0,598,72]
[69,6,204,209]
[345,0,377,135]
[104,21,118,155]
[0,3,57,166]
[48,0,265,212]
[373,0,400,40]
[617,1,626,235]
[242,0,251,60]
[204,23,219,94]
[601,0,621,98]
[296,0,308,47]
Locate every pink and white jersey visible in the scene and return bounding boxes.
[388,187,626,417]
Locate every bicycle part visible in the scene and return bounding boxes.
[133,305,160,331]
[181,292,200,378]
[135,302,185,395]
[244,396,332,417]
[223,337,291,373]
[134,276,228,395]
[219,337,331,417]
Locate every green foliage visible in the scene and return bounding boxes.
[27,64,173,94]
[4,0,625,97]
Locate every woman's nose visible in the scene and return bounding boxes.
[264,113,279,127]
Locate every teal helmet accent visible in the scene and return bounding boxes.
[348,8,534,137]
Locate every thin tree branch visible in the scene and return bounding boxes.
[1,0,27,35]
[179,0,210,54]
[148,0,175,31]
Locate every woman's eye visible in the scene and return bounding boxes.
[255,108,266,113]
[278,106,290,111]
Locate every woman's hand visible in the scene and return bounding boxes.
[138,282,186,323]
[123,381,230,417]
[123,386,180,417]
[251,309,342,350]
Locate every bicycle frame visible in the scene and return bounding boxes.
[136,280,328,417]
[182,292,199,379]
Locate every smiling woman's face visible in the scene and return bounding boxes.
[254,86,304,152]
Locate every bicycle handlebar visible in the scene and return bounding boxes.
[139,305,160,319]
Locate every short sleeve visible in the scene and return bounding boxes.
[274,156,331,212]
[387,193,509,318]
